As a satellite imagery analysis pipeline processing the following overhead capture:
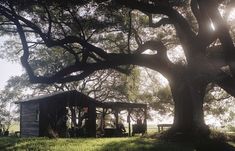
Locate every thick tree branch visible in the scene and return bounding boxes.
[25,52,173,84]
[0,4,174,84]
[0,1,194,85]
[0,5,36,80]
[191,0,217,47]
[198,0,235,76]
[216,73,235,98]
[116,0,198,60]
[116,0,196,40]
[206,45,227,69]
[42,4,52,38]
[127,10,132,53]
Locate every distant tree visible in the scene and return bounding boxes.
[0,0,235,137]
[204,84,235,127]
[0,91,16,132]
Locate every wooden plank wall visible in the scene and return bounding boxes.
[21,103,39,137]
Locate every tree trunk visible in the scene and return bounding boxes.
[169,69,209,136]
[70,106,77,127]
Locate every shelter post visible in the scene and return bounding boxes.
[88,104,96,137]
[127,109,131,136]
[114,109,119,128]
[144,106,147,133]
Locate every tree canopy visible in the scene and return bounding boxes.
[0,0,235,135]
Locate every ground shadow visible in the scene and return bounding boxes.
[99,137,194,151]
[194,138,235,151]
[100,137,235,151]
[0,136,234,151]
[0,137,56,151]
[0,137,19,151]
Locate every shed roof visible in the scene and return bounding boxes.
[15,90,75,103]
[15,90,101,105]
[102,102,147,109]
[16,90,147,109]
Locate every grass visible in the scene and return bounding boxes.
[0,136,234,151]
[7,123,158,135]
[1,125,235,151]
[0,137,194,151]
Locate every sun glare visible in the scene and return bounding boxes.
[167,45,187,65]
[228,8,235,21]
[210,22,215,31]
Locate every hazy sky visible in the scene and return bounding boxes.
[0,59,22,89]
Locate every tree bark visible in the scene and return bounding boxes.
[169,68,209,136]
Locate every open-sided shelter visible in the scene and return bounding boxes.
[16,90,147,138]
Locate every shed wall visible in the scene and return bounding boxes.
[21,103,39,137]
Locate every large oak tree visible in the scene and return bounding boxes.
[0,0,235,136]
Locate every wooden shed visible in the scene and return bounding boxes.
[16,90,147,138]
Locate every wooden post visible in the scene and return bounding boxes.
[78,107,82,128]
[88,104,96,137]
[158,125,160,133]
[100,108,106,133]
[144,106,147,133]
[114,109,119,128]
[127,109,131,137]
[20,103,22,137]
[70,106,76,128]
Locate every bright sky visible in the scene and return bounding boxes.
[0,59,22,89]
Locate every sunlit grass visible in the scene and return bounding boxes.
[0,134,234,151]
[0,137,195,151]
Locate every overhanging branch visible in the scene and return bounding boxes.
[0,2,175,84]
[26,52,173,84]
[116,0,196,39]
[216,73,235,98]
[198,0,235,76]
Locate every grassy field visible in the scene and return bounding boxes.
[2,123,235,151]
[0,137,191,151]
[0,136,234,151]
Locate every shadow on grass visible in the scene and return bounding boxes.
[99,137,235,151]
[99,137,194,151]
[0,137,99,151]
[194,138,235,151]
[0,137,56,151]
[0,137,20,150]
[0,136,235,151]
